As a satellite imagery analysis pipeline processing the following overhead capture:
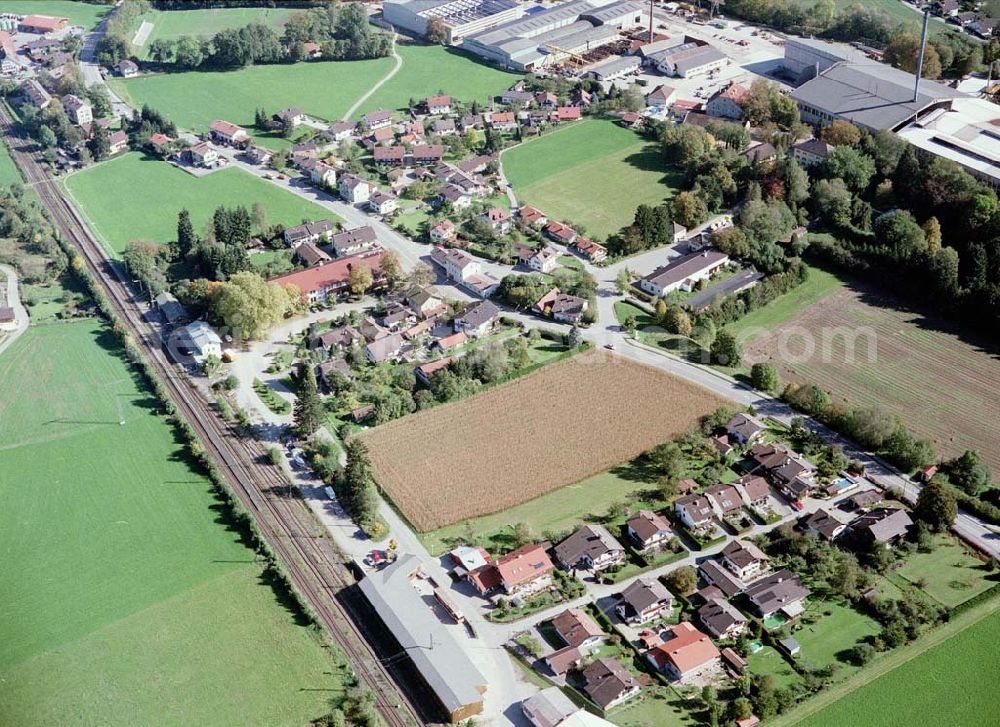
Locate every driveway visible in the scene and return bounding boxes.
[0,263,30,357]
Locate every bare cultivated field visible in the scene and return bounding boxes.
[745,287,1000,473]
[361,350,731,531]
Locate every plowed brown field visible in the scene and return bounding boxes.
[744,286,1000,474]
[361,350,731,531]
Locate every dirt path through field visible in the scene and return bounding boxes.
[340,28,401,121]
[745,285,1000,473]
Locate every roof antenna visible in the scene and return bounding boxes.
[914,9,930,103]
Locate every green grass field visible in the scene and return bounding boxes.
[0,138,22,186]
[890,535,995,608]
[0,322,339,726]
[794,605,1000,727]
[725,263,845,343]
[418,458,658,556]
[110,58,392,146]
[355,45,519,116]
[135,7,302,58]
[0,1,109,29]
[748,645,804,690]
[64,153,338,255]
[503,119,683,240]
[795,600,881,673]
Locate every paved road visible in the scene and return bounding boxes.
[0,263,29,357]
[79,4,132,118]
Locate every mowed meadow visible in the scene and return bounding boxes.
[0,1,109,29]
[792,606,1000,727]
[0,322,341,726]
[503,119,683,240]
[743,281,1000,473]
[134,6,303,58]
[110,44,517,145]
[64,153,338,255]
[361,350,731,531]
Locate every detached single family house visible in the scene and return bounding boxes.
[744,569,810,619]
[552,607,604,650]
[626,510,674,553]
[646,622,721,683]
[616,577,673,625]
[554,524,625,572]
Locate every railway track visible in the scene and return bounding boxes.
[0,110,423,727]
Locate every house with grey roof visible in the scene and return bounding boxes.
[698,597,748,639]
[453,300,500,338]
[848,507,913,546]
[330,225,378,257]
[744,569,810,619]
[554,524,626,572]
[616,577,673,624]
[521,687,580,727]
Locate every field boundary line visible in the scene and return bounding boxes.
[766,591,1000,727]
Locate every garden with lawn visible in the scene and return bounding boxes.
[418,457,663,556]
[64,154,338,255]
[792,600,881,674]
[748,644,804,690]
[889,535,996,608]
[790,604,1000,727]
[503,119,683,240]
[0,322,341,726]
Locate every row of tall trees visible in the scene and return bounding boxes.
[146,3,391,70]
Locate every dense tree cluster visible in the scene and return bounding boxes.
[804,125,1000,332]
[148,3,391,70]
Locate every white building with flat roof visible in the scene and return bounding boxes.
[897,97,1000,189]
[384,0,523,44]
[462,0,647,72]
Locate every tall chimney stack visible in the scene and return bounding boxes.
[648,0,654,44]
[914,9,930,103]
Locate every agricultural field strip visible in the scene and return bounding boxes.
[745,286,1000,473]
[361,350,732,531]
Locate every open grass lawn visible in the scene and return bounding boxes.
[793,604,1000,727]
[110,57,393,147]
[0,138,22,186]
[612,687,699,727]
[504,119,682,240]
[0,322,339,726]
[794,600,881,673]
[64,153,338,255]
[891,535,995,608]
[355,44,520,116]
[135,7,302,57]
[0,1,109,29]
[726,262,844,343]
[748,645,804,690]
[418,459,660,555]
[743,262,1000,473]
